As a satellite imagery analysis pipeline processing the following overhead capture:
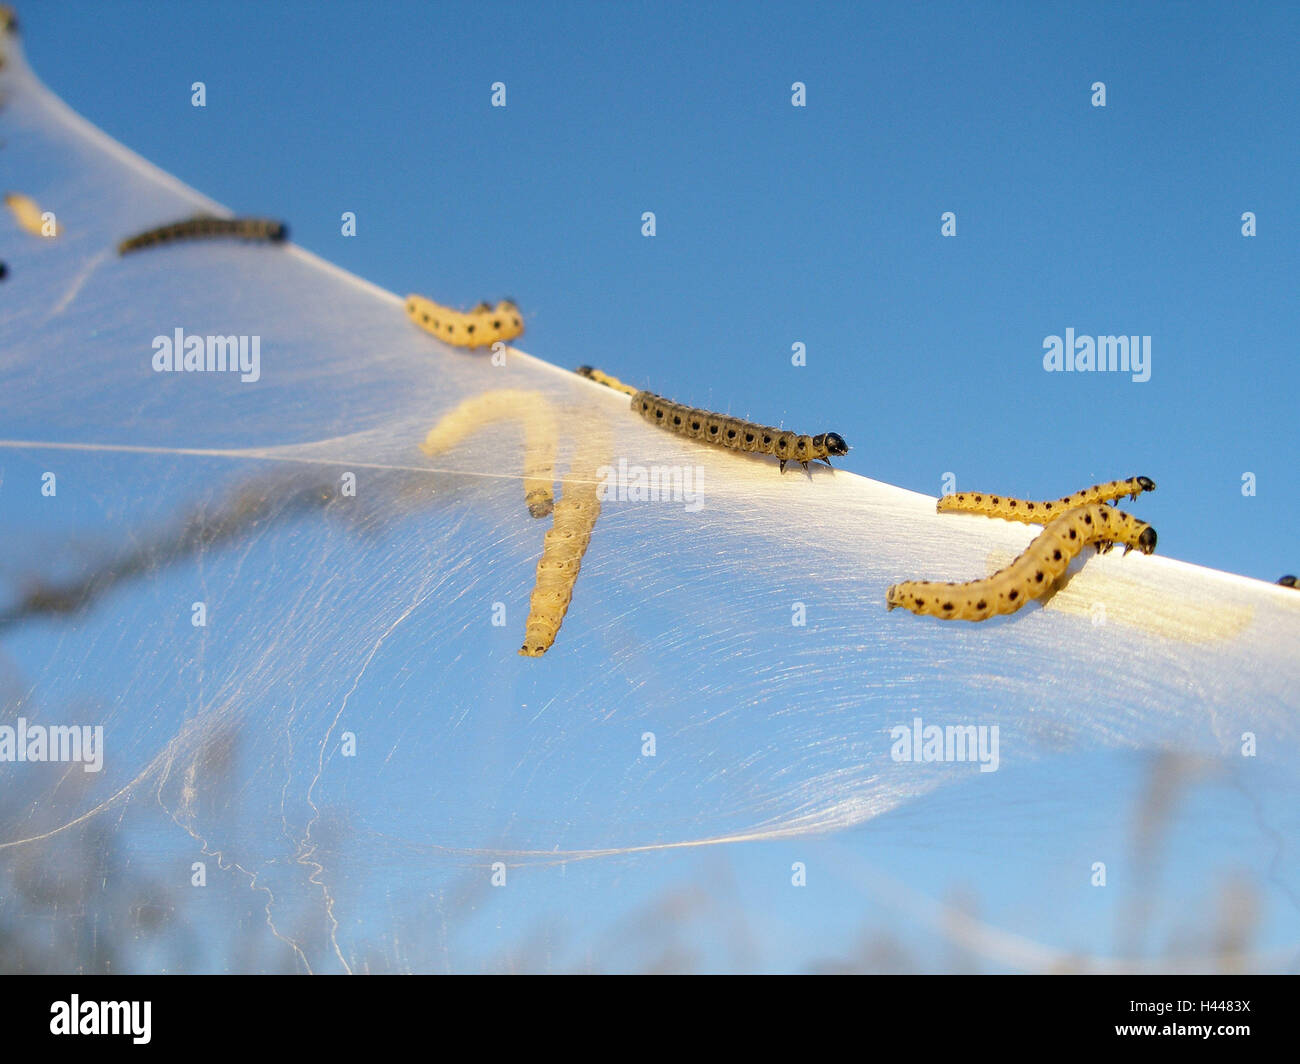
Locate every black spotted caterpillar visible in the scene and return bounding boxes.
[575,365,848,473]
[937,476,1155,524]
[887,502,1157,621]
[406,294,524,349]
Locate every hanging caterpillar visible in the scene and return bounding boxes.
[5,192,60,238]
[117,215,288,255]
[405,294,524,349]
[419,390,557,518]
[937,476,1156,524]
[1279,575,1298,589]
[576,364,848,473]
[519,423,611,657]
[887,503,1157,621]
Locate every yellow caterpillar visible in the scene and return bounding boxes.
[117,215,288,254]
[5,192,60,238]
[519,422,611,657]
[419,390,557,518]
[937,476,1155,524]
[1,5,15,33]
[887,503,1157,621]
[575,365,638,396]
[405,294,524,349]
[576,364,848,473]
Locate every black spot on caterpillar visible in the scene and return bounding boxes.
[577,364,848,473]
[938,476,1155,524]
[887,503,1157,621]
[420,390,557,518]
[405,294,524,350]
[520,422,611,657]
[117,215,288,255]
[1279,575,1298,589]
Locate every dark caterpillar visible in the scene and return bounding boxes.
[632,392,848,473]
[887,503,1157,621]
[576,365,848,473]
[117,215,289,255]
[938,476,1155,524]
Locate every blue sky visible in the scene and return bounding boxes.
[18,0,1300,581]
[5,0,1300,974]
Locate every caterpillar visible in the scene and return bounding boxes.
[519,423,611,657]
[419,390,557,518]
[1279,575,1298,589]
[937,476,1155,524]
[577,364,848,473]
[5,192,60,238]
[405,294,524,349]
[117,215,288,255]
[575,365,638,396]
[886,503,1157,621]
[1,5,15,33]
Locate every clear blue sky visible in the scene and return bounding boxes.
[6,0,1300,974]
[18,0,1299,581]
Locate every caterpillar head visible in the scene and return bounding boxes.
[1279,574,1298,588]
[268,221,289,242]
[1136,475,1155,492]
[817,432,849,457]
[1135,526,1157,554]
